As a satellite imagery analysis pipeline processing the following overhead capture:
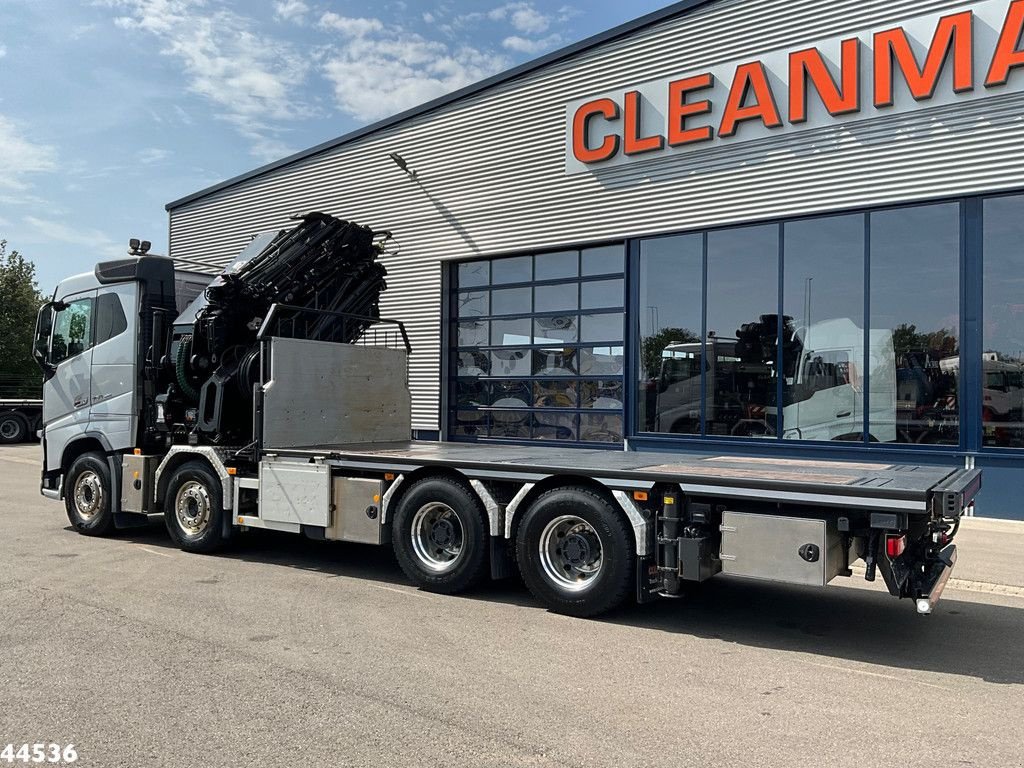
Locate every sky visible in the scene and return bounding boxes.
[0,0,671,294]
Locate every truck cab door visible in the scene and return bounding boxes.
[42,291,96,470]
[87,285,138,452]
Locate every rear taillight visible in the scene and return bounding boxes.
[885,534,906,558]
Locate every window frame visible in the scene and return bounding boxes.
[49,295,95,366]
[445,243,627,448]
[629,197,971,455]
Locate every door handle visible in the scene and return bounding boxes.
[74,397,88,408]
[836,411,852,418]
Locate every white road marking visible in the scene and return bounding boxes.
[369,583,435,600]
[139,546,174,559]
[798,660,953,691]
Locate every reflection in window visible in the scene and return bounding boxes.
[581,380,623,410]
[580,414,623,442]
[534,316,578,343]
[982,195,1024,447]
[458,262,489,288]
[579,347,624,376]
[534,348,578,376]
[535,284,577,313]
[51,298,93,364]
[456,291,488,318]
[490,318,532,346]
[580,313,623,343]
[782,214,866,442]
[451,247,624,444]
[457,321,488,347]
[639,234,703,434]
[870,204,960,445]
[707,225,779,438]
[456,351,490,377]
[492,287,531,315]
[534,380,578,408]
[95,293,128,345]
[491,349,532,377]
[491,256,531,284]
[582,245,624,275]
[535,251,578,280]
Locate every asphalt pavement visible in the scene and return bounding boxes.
[1,442,1022,768]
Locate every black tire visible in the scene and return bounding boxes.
[163,461,227,553]
[65,452,116,536]
[0,412,27,444]
[515,486,634,618]
[392,476,489,594]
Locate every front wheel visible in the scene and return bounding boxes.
[163,461,227,553]
[516,486,634,617]
[65,452,115,536]
[392,477,489,594]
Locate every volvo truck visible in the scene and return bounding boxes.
[32,214,979,617]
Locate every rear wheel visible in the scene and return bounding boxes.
[0,412,27,444]
[65,452,115,536]
[392,477,489,594]
[164,461,227,553]
[516,486,634,617]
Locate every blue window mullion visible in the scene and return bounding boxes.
[777,223,785,441]
[863,213,871,445]
[700,231,709,437]
[962,197,983,454]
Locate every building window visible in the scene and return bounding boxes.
[782,214,865,442]
[450,246,625,444]
[982,194,1024,448]
[638,234,703,434]
[637,201,963,447]
[706,224,780,438]
[869,203,960,445]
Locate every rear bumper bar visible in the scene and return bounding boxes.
[915,544,957,615]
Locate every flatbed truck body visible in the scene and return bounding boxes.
[32,218,980,617]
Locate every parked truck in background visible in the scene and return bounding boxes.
[0,375,42,444]
[30,214,979,617]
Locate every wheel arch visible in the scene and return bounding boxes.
[154,448,234,515]
[381,465,478,526]
[504,475,649,557]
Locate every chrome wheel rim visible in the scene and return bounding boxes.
[411,502,464,573]
[539,515,603,592]
[73,470,104,521]
[175,481,212,536]
[0,418,20,440]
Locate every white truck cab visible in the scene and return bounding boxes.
[32,256,191,530]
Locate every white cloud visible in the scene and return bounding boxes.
[0,44,7,58]
[320,28,508,122]
[0,115,57,191]
[103,0,313,161]
[22,216,127,260]
[502,33,563,54]
[137,147,171,164]
[487,3,551,34]
[318,13,384,37]
[273,0,308,24]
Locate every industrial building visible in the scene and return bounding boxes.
[166,0,1024,518]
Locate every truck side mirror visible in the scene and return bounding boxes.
[32,302,57,379]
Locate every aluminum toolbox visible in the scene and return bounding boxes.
[120,453,158,514]
[719,510,846,587]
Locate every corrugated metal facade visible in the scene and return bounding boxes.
[168,0,1024,432]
